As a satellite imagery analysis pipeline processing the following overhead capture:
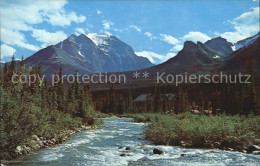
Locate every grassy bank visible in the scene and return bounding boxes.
[128,113,260,153]
[121,113,158,122]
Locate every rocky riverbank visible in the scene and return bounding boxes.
[125,113,260,155]
[171,139,260,155]
[8,125,101,160]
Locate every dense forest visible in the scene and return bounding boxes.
[93,77,259,115]
[0,56,99,159]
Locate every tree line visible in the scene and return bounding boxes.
[0,55,98,159]
[94,79,258,115]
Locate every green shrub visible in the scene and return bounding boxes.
[143,112,260,149]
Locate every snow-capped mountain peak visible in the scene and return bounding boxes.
[86,32,113,46]
[24,32,153,75]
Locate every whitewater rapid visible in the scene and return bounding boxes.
[4,118,260,166]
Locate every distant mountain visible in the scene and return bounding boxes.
[204,37,233,54]
[222,37,260,74]
[233,32,260,51]
[14,32,260,80]
[166,41,215,66]
[24,32,152,75]
[148,38,233,74]
[144,32,259,76]
[87,32,152,72]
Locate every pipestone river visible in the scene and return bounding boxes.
[5,118,260,166]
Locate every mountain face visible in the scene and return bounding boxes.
[222,37,260,74]
[87,32,151,72]
[166,41,214,66]
[157,38,233,67]
[25,32,152,75]
[233,32,260,51]
[146,32,259,76]
[166,37,235,67]
[204,37,233,55]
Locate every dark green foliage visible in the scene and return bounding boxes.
[136,113,260,149]
[95,81,259,115]
[0,57,99,160]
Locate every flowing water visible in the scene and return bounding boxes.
[4,118,260,166]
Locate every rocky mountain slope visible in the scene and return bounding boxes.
[24,32,153,75]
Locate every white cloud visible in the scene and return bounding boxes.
[75,28,86,35]
[97,10,103,15]
[130,25,142,32]
[170,44,183,52]
[221,7,259,43]
[113,28,121,32]
[1,44,16,58]
[165,52,176,60]
[32,29,67,47]
[1,0,85,51]
[2,28,40,51]
[103,20,114,30]
[47,11,86,27]
[135,51,175,64]
[144,32,157,40]
[181,31,211,43]
[160,34,180,45]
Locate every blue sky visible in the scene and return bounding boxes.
[1,0,259,64]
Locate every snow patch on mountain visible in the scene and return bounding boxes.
[86,32,112,46]
[78,51,83,57]
[213,55,220,59]
[233,32,259,51]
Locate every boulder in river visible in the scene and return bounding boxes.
[125,147,131,150]
[120,154,126,157]
[153,148,164,155]
[247,145,260,153]
[181,154,199,157]
[252,151,260,155]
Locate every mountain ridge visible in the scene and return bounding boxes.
[24,32,153,75]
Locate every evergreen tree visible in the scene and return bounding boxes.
[153,85,162,113]
[126,89,133,113]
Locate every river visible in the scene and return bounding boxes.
[4,118,260,166]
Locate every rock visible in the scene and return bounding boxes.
[51,138,56,144]
[29,140,41,150]
[227,148,234,151]
[32,135,40,142]
[118,146,123,149]
[120,154,126,157]
[125,147,131,150]
[15,146,23,155]
[153,148,164,155]
[252,151,260,155]
[31,143,40,150]
[15,145,31,155]
[180,153,198,157]
[62,137,67,142]
[23,145,31,153]
[213,142,221,148]
[247,145,260,153]
[39,141,44,147]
